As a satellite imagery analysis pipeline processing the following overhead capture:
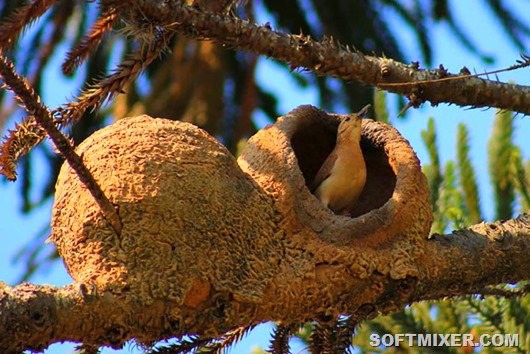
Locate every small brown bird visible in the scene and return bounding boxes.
[311,105,370,214]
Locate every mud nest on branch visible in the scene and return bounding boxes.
[50,105,432,343]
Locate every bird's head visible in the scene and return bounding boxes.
[337,104,370,141]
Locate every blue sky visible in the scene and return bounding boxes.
[1,0,530,353]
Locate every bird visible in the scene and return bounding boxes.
[310,105,370,215]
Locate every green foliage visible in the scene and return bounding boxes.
[422,110,528,234]
[488,110,516,220]
[457,124,483,223]
[354,303,463,354]
[421,117,443,217]
[510,148,530,212]
[373,89,390,125]
[433,160,469,233]
[461,294,528,354]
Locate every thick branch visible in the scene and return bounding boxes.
[5,212,530,351]
[165,3,530,114]
[415,213,530,301]
[0,282,180,352]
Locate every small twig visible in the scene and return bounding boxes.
[149,324,256,353]
[0,0,58,49]
[62,7,119,75]
[57,29,174,130]
[0,54,122,235]
[0,24,173,181]
[379,53,530,88]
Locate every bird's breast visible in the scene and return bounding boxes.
[316,151,367,212]
[330,155,366,191]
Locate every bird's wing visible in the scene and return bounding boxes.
[310,152,338,192]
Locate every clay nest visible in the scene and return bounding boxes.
[239,105,432,249]
[50,105,433,336]
[238,105,433,304]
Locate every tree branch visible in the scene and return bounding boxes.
[415,214,530,302]
[3,215,530,351]
[0,55,122,235]
[164,2,530,114]
[0,282,178,352]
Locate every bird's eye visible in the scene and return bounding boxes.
[345,117,351,122]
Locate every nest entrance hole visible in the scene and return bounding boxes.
[291,117,396,217]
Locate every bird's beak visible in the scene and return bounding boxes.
[357,104,371,117]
